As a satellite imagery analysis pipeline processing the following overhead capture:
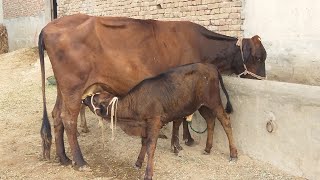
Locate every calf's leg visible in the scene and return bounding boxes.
[198,106,216,154]
[171,118,184,154]
[144,117,162,180]
[214,106,238,160]
[135,137,147,169]
[182,120,195,146]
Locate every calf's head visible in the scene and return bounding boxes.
[83,92,115,118]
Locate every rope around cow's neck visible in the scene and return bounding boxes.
[106,97,119,141]
[236,38,265,80]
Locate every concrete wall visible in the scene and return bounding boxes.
[242,0,320,86]
[3,14,45,51]
[185,77,320,180]
[0,0,3,23]
[2,0,51,51]
[58,0,244,37]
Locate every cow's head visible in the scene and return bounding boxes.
[83,92,115,118]
[233,35,267,79]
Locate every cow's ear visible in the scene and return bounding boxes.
[250,35,262,57]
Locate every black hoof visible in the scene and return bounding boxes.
[184,138,195,146]
[134,161,143,169]
[81,128,90,133]
[60,158,72,166]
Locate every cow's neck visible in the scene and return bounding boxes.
[206,40,239,74]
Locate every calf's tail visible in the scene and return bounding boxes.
[39,30,52,160]
[218,71,233,114]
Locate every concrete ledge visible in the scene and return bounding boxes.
[189,77,320,180]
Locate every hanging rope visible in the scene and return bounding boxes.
[106,97,119,141]
[188,121,207,134]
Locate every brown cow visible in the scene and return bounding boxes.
[39,14,266,169]
[84,62,236,180]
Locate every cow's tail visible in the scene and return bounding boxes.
[218,71,233,114]
[39,30,52,160]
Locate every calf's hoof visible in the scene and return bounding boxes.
[184,138,195,146]
[134,161,143,169]
[144,175,152,180]
[172,143,183,155]
[229,157,238,162]
[81,127,90,133]
[202,149,210,155]
[59,157,72,166]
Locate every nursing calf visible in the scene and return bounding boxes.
[85,63,237,180]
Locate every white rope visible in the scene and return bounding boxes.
[106,97,119,141]
[236,38,265,80]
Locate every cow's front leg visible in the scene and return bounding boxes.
[144,117,161,180]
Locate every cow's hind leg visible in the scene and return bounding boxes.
[61,92,89,169]
[52,89,72,165]
[198,106,216,154]
[79,104,89,133]
[171,118,184,154]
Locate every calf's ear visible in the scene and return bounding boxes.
[99,104,107,116]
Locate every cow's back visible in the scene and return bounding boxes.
[42,14,206,95]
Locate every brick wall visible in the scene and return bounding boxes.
[58,0,244,37]
[3,0,45,19]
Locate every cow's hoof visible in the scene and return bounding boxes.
[73,162,91,171]
[76,131,80,137]
[184,138,195,146]
[78,164,92,172]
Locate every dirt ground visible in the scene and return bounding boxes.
[0,48,305,180]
